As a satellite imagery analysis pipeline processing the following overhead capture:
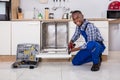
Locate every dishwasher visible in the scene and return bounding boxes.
[36,21,71,58]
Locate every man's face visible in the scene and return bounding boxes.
[72,13,84,26]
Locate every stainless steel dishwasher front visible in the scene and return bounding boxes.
[40,21,69,54]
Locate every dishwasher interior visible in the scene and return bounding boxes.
[40,22,69,54]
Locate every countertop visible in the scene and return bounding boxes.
[11,19,71,22]
[11,18,109,22]
[109,19,120,24]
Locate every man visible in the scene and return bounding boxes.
[68,10,106,71]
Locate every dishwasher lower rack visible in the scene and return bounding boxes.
[36,48,72,59]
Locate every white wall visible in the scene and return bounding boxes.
[20,0,110,19]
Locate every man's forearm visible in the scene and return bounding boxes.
[71,47,80,52]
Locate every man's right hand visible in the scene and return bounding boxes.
[68,41,74,50]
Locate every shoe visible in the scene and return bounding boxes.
[91,54,102,71]
[91,63,100,71]
[99,54,102,66]
[100,54,102,62]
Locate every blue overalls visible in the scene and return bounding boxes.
[72,25,106,65]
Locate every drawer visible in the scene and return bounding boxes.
[69,28,76,41]
[69,21,76,28]
[69,21,108,28]
[102,42,109,55]
[90,21,108,28]
[99,27,108,41]
[69,28,108,42]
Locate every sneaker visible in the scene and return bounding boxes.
[91,63,100,71]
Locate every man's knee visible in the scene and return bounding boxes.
[72,59,82,65]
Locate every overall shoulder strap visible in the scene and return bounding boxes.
[84,22,90,31]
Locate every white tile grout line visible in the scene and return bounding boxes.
[61,62,63,80]
[16,69,27,80]
[61,62,67,80]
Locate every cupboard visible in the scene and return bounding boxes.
[0,21,11,55]
[11,21,40,55]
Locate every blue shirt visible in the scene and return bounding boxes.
[71,19,104,49]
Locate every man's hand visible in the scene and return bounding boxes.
[68,41,74,50]
[68,41,78,54]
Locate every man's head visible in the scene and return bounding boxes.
[71,10,84,26]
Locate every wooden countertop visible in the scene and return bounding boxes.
[12,19,71,22]
[109,19,120,24]
[12,18,109,22]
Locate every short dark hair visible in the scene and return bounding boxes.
[71,10,82,15]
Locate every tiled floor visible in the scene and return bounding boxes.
[0,52,120,80]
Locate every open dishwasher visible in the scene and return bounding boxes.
[36,21,71,59]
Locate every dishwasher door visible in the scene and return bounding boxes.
[41,22,69,53]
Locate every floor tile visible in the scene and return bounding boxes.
[0,52,120,80]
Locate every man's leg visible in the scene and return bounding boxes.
[87,41,105,71]
[72,49,92,65]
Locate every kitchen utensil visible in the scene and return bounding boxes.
[52,0,56,10]
[49,13,54,19]
[62,13,69,19]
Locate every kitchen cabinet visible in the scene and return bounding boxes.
[90,21,109,55]
[69,20,109,55]
[11,21,40,55]
[0,21,11,55]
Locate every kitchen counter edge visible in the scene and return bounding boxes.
[11,18,109,22]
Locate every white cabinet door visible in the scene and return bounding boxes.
[68,21,85,42]
[0,21,11,55]
[68,21,76,41]
[12,21,40,55]
[90,21,109,55]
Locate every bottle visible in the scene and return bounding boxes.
[38,13,43,19]
[45,7,49,19]
[17,7,23,19]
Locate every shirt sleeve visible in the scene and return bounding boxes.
[71,27,81,42]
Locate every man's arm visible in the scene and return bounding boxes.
[71,27,80,42]
[68,26,80,52]
[70,47,80,52]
